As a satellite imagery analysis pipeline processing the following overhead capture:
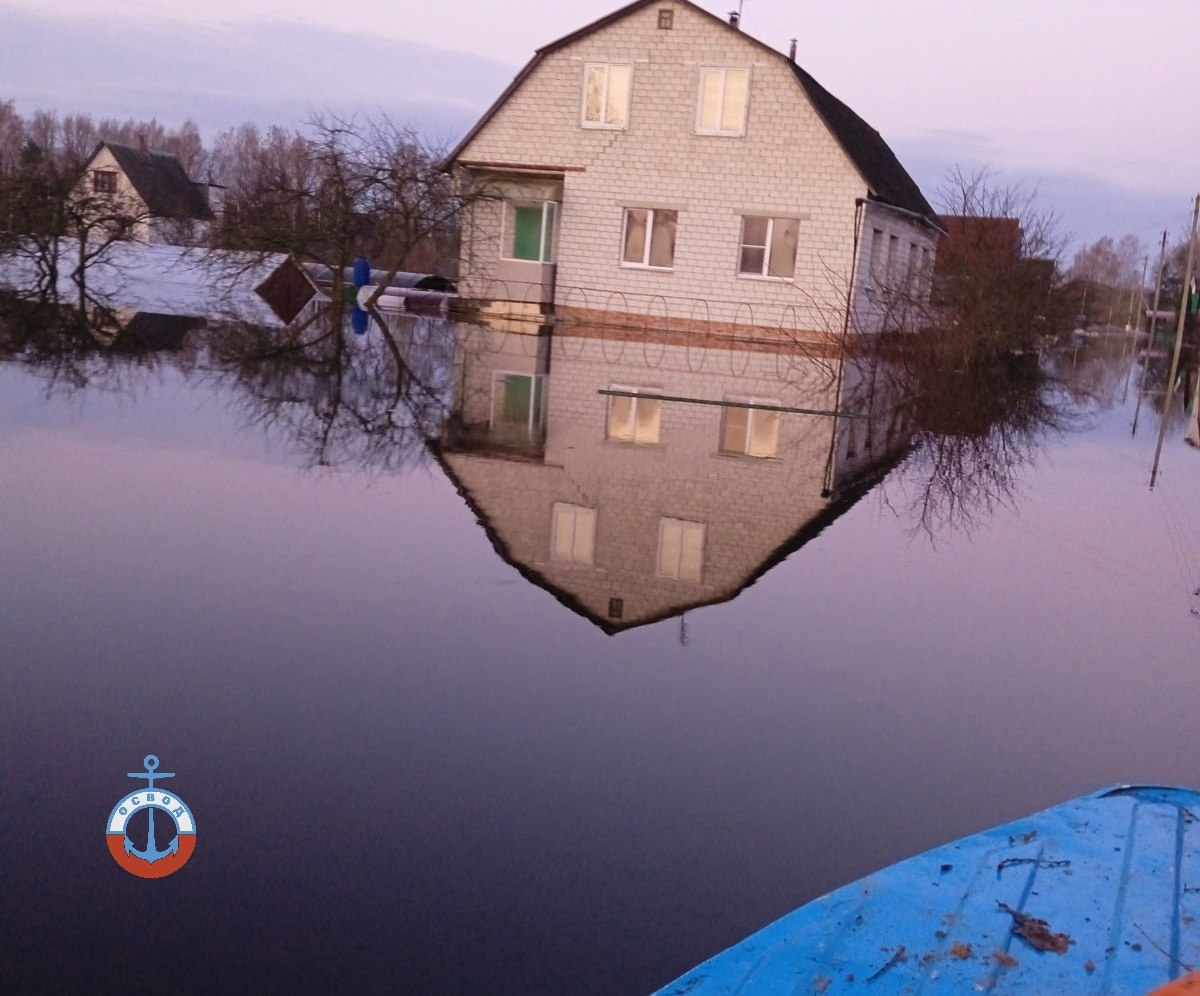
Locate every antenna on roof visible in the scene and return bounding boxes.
[728,0,745,29]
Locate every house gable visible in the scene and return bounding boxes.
[451,0,938,334]
[85,141,213,223]
[449,0,934,225]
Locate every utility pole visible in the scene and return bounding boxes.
[1126,254,1148,331]
[1150,195,1199,487]
[1133,231,1169,437]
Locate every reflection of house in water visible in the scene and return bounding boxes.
[429,323,910,632]
[88,308,206,352]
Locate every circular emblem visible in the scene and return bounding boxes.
[106,755,196,878]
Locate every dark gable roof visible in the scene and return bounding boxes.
[98,142,213,221]
[447,0,936,224]
[789,65,937,224]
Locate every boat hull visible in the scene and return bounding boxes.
[652,786,1200,995]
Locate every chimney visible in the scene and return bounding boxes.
[788,38,797,62]
[137,132,147,153]
[728,10,739,29]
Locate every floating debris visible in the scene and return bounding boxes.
[998,902,1073,954]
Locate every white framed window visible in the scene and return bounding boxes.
[621,208,677,269]
[720,398,780,458]
[502,200,557,262]
[738,216,798,278]
[696,68,749,135]
[869,228,886,282]
[657,517,705,581]
[607,384,662,444]
[490,372,545,438]
[582,63,632,129]
[551,502,596,565]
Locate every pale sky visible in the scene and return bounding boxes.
[5,0,1199,247]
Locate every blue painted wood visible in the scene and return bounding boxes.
[651,786,1200,995]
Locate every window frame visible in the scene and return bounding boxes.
[657,517,706,582]
[606,384,663,444]
[581,62,633,130]
[695,67,750,136]
[489,371,546,438]
[719,396,782,458]
[550,502,597,566]
[500,200,558,263]
[92,169,117,195]
[620,207,677,270]
[737,215,799,280]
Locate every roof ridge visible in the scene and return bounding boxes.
[446,0,936,224]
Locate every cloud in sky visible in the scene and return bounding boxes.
[0,5,513,142]
[3,0,1197,249]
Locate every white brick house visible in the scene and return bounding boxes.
[75,141,222,245]
[447,0,941,337]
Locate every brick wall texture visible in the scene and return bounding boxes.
[455,1,937,334]
[440,325,907,630]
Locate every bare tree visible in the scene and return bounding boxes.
[925,165,1071,366]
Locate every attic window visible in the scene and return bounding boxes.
[696,68,749,135]
[582,63,632,129]
[657,9,673,29]
[92,170,117,194]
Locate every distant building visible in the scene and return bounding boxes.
[447,0,940,338]
[76,140,222,245]
[932,213,1060,327]
[934,215,1022,276]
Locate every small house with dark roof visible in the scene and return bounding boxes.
[447,0,940,336]
[76,140,222,245]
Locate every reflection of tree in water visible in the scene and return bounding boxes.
[1042,334,1139,412]
[205,304,451,471]
[882,355,1078,539]
[0,296,454,473]
[0,291,198,395]
[1132,345,1199,436]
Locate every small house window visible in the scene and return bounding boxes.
[696,68,749,135]
[491,372,545,438]
[582,63,632,129]
[869,228,885,282]
[738,216,798,278]
[551,503,596,566]
[92,170,117,194]
[657,518,705,581]
[607,385,662,444]
[720,398,780,458]
[657,8,674,29]
[621,208,676,269]
[503,201,557,262]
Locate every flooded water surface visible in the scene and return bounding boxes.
[2,310,1199,995]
